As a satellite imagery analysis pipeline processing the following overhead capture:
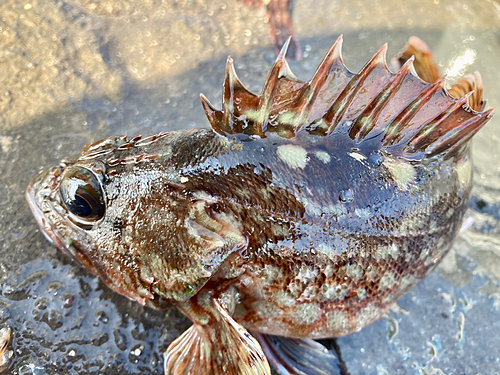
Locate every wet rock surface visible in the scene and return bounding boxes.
[1,0,500,373]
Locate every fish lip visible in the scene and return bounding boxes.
[25,170,74,259]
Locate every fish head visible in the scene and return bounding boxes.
[26,132,245,309]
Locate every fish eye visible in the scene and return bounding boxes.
[59,166,106,224]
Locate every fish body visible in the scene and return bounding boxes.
[27,37,493,374]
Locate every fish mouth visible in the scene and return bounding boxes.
[26,169,69,254]
[26,166,100,275]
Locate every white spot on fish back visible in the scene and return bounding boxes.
[254,301,281,318]
[287,280,303,298]
[348,151,367,162]
[317,243,335,259]
[277,144,308,169]
[357,288,367,300]
[383,157,416,190]
[275,290,296,307]
[301,285,318,300]
[314,151,331,164]
[239,274,254,288]
[341,263,364,282]
[262,264,284,282]
[323,264,334,278]
[400,214,427,234]
[365,266,378,281]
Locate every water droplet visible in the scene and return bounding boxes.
[339,189,354,203]
[369,152,383,166]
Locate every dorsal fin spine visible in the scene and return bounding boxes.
[405,92,473,153]
[350,56,414,141]
[322,44,389,134]
[223,57,237,132]
[296,36,344,131]
[425,108,494,157]
[200,94,225,136]
[383,75,446,146]
[258,39,292,133]
[200,38,493,160]
[223,57,259,134]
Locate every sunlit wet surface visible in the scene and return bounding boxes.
[1,0,499,373]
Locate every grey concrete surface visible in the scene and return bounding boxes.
[0,0,499,374]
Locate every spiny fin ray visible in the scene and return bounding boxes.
[448,71,486,112]
[383,75,446,147]
[295,35,344,131]
[321,43,389,134]
[350,55,414,142]
[200,37,493,160]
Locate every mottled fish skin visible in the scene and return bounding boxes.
[26,37,493,374]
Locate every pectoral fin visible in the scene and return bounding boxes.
[165,298,271,375]
[252,332,341,375]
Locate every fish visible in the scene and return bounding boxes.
[26,36,494,374]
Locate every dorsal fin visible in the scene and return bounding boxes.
[201,36,494,160]
[320,43,389,134]
[391,36,441,84]
[349,56,415,142]
[448,71,486,112]
[382,75,446,147]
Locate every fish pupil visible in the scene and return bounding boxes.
[59,166,106,223]
[67,193,95,217]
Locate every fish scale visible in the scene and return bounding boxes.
[27,36,493,374]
